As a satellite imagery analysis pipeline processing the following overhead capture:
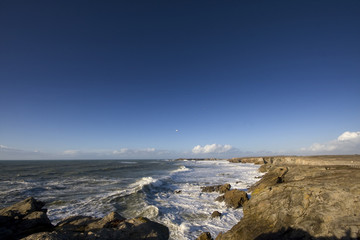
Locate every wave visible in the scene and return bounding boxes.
[171,165,191,173]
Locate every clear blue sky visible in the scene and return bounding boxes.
[1,0,359,159]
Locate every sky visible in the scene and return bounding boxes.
[1,0,360,159]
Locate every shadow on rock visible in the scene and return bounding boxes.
[255,228,358,240]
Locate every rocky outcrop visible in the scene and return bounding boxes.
[228,155,360,167]
[228,157,265,164]
[196,232,213,240]
[201,183,231,193]
[216,189,249,209]
[24,214,169,240]
[1,198,169,240]
[211,211,222,218]
[0,197,53,239]
[217,155,360,240]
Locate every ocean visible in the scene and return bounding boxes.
[0,159,261,239]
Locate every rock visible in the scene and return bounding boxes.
[0,197,53,239]
[26,213,169,240]
[211,211,222,218]
[86,211,126,230]
[201,183,231,193]
[228,157,265,164]
[216,155,360,240]
[0,197,46,218]
[2,197,169,240]
[216,189,248,208]
[196,231,213,240]
[21,231,73,240]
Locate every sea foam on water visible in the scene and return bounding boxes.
[0,159,262,240]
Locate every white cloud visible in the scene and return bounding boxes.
[302,131,360,154]
[192,144,232,154]
[0,145,10,149]
[337,131,360,141]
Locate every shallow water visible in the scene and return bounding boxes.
[0,159,262,239]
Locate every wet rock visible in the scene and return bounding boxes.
[201,183,231,193]
[211,211,222,218]
[216,189,249,208]
[196,231,213,240]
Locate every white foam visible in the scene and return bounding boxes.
[149,160,262,240]
[171,165,191,173]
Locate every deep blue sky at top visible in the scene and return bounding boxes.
[1,0,359,156]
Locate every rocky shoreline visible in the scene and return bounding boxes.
[0,197,169,240]
[209,155,360,240]
[2,155,360,240]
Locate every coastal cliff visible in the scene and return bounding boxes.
[216,155,360,240]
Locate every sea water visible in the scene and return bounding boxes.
[0,159,262,239]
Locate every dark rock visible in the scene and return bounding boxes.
[196,231,213,240]
[1,197,170,240]
[0,197,46,218]
[211,211,222,218]
[201,183,231,193]
[0,197,53,239]
[215,195,225,202]
[216,189,248,208]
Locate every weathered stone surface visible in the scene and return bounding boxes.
[217,155,360,240]
[216,189,248,208]
[2,197,169,240]
[211,211,222,218]
[0,197,46,218]
[86,211,126,230]
[201,183,231,193]
[228,157,265,164]
[25,216,169,240]
[196,231,213,240]
[0,197,53,239]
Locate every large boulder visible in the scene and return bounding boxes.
[201,183,231,193]
[196,232,213,240]
[216,189,249,208]
[0,197,53,239]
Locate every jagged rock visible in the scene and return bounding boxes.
[0,197,53,239]
[86,211,126,230]
[211,211,222,218]
[216,155,360,240]
[2,197,169,240]
[25,216,169,240]
[196,231,213,240]
[216,189,248,208]
[201,183,231,193]
[0,197,46,218]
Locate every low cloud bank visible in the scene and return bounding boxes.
[302,131,360,154]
